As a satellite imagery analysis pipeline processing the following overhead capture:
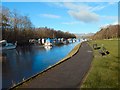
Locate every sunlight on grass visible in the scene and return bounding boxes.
[81,40,119,88]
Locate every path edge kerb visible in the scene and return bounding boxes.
[9,42,83,89]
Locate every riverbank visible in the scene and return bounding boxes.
[10,42,81,89]
[81,40,119,88]
[10,42,93,88]
[56,43,81,64]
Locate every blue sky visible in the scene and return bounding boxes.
[2,2,118,34]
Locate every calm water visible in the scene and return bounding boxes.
[2,42,80,88]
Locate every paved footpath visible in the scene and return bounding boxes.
[18,42,93,88]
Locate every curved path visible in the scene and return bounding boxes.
[17,42,93,88]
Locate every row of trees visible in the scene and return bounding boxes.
[35,27,75,39]
[91,24,120,40]
[1,6,76,45]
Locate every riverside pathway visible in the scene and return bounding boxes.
[17,42,93,88]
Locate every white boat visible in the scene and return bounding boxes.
[0,40,17,50]
[44,38,52,46]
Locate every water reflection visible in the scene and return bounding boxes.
[44,46,52,50]
[2,42,79,88]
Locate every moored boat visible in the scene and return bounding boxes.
[44,38,52,46]
[0,40,17,50]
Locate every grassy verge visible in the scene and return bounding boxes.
[81,40,119,88]
[60,43,81,61]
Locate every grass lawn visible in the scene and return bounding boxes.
[81,39,119,88]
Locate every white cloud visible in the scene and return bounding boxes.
[100,24,110,28]
[46,2,64,8]
[64,2,108,12]
[100,21,118,28]
[45,2,117,23]
[63,2,118,23]
[112,21,118,25]
[63,3,100,23]
[90,5,106,11]
[68,10,99,23]
[62,21,79,25]
[52,2,64,7]
[108,1,117,5]
[40,14,61,18]
[101,16,117,21]
[64,2,92,11]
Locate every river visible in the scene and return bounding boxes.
[2,42,80,88]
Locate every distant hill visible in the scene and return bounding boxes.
[91,24,119,40]
[75,33,94,38]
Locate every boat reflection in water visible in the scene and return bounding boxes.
[44,38,53,50]
[44,46,52,50]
